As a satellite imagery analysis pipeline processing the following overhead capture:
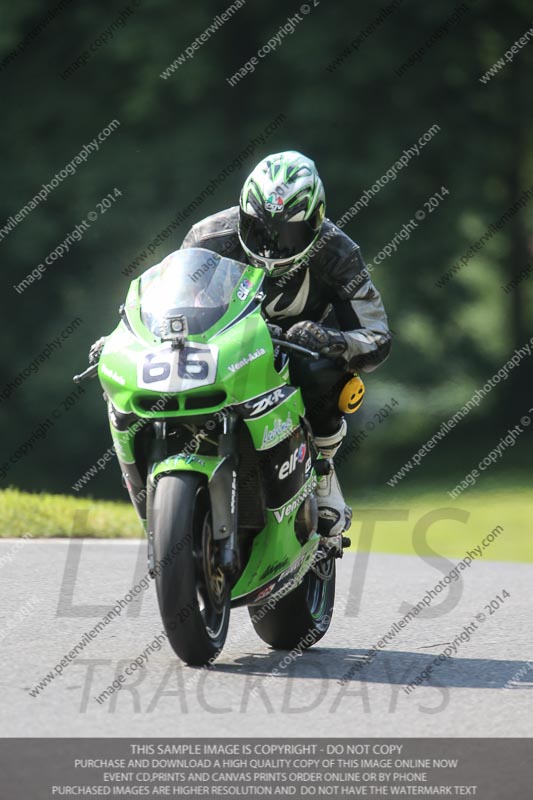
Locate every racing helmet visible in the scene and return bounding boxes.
[238,150,326,277]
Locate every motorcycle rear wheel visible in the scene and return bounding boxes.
[153,474,230,666]
[248,553,335,650]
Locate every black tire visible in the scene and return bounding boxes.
[153,473,230,666]
[248,554,335,650]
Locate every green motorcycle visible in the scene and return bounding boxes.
[75,247,349,666]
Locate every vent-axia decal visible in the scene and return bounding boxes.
[227,347,266,374]
[272,481,314,523]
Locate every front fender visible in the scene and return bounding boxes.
[150,454,236,542]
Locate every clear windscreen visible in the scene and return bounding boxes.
[139,248,247,335]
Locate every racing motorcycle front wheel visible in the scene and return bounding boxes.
[153,473,230,666]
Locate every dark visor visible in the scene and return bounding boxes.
[239,210,317,260]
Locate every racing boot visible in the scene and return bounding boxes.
[314,419,352,538]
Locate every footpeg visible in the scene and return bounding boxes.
[320,533,343,557]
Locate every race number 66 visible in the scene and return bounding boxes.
[139,344,218,391]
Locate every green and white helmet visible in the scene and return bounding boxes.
[238,150,326,277]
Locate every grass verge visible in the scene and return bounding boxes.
[346,478,533,562]
[0,487,141,539]
[1,480,531,561]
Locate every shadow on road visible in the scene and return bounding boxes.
[211,647,533,690]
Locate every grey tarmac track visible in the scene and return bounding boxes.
[0,539,532,736]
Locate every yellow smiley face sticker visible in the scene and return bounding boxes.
[339,375,365,413]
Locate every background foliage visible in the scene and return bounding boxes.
[0,0,531,503]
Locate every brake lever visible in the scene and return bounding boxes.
[271,337,320,360]
[73,364,99,383]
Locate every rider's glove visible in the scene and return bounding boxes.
[286,321,347,357]
[89,336,107,365]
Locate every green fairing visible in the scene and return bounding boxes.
[98,249,320,603]
[100,270,280,418]
[231,481,320,601]
[149,455,320,600]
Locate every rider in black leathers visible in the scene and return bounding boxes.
[179,150,391,538]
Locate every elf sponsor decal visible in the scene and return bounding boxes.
[227,347,266,374]
[236,278,252,301]
[277,443,308,479]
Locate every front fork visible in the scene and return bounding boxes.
[208,411,240,575]
[145,414,241,578]
[145,420,166,577]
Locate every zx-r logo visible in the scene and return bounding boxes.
[247,388,286,416]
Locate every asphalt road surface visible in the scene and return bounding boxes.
[1,539,532,736]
